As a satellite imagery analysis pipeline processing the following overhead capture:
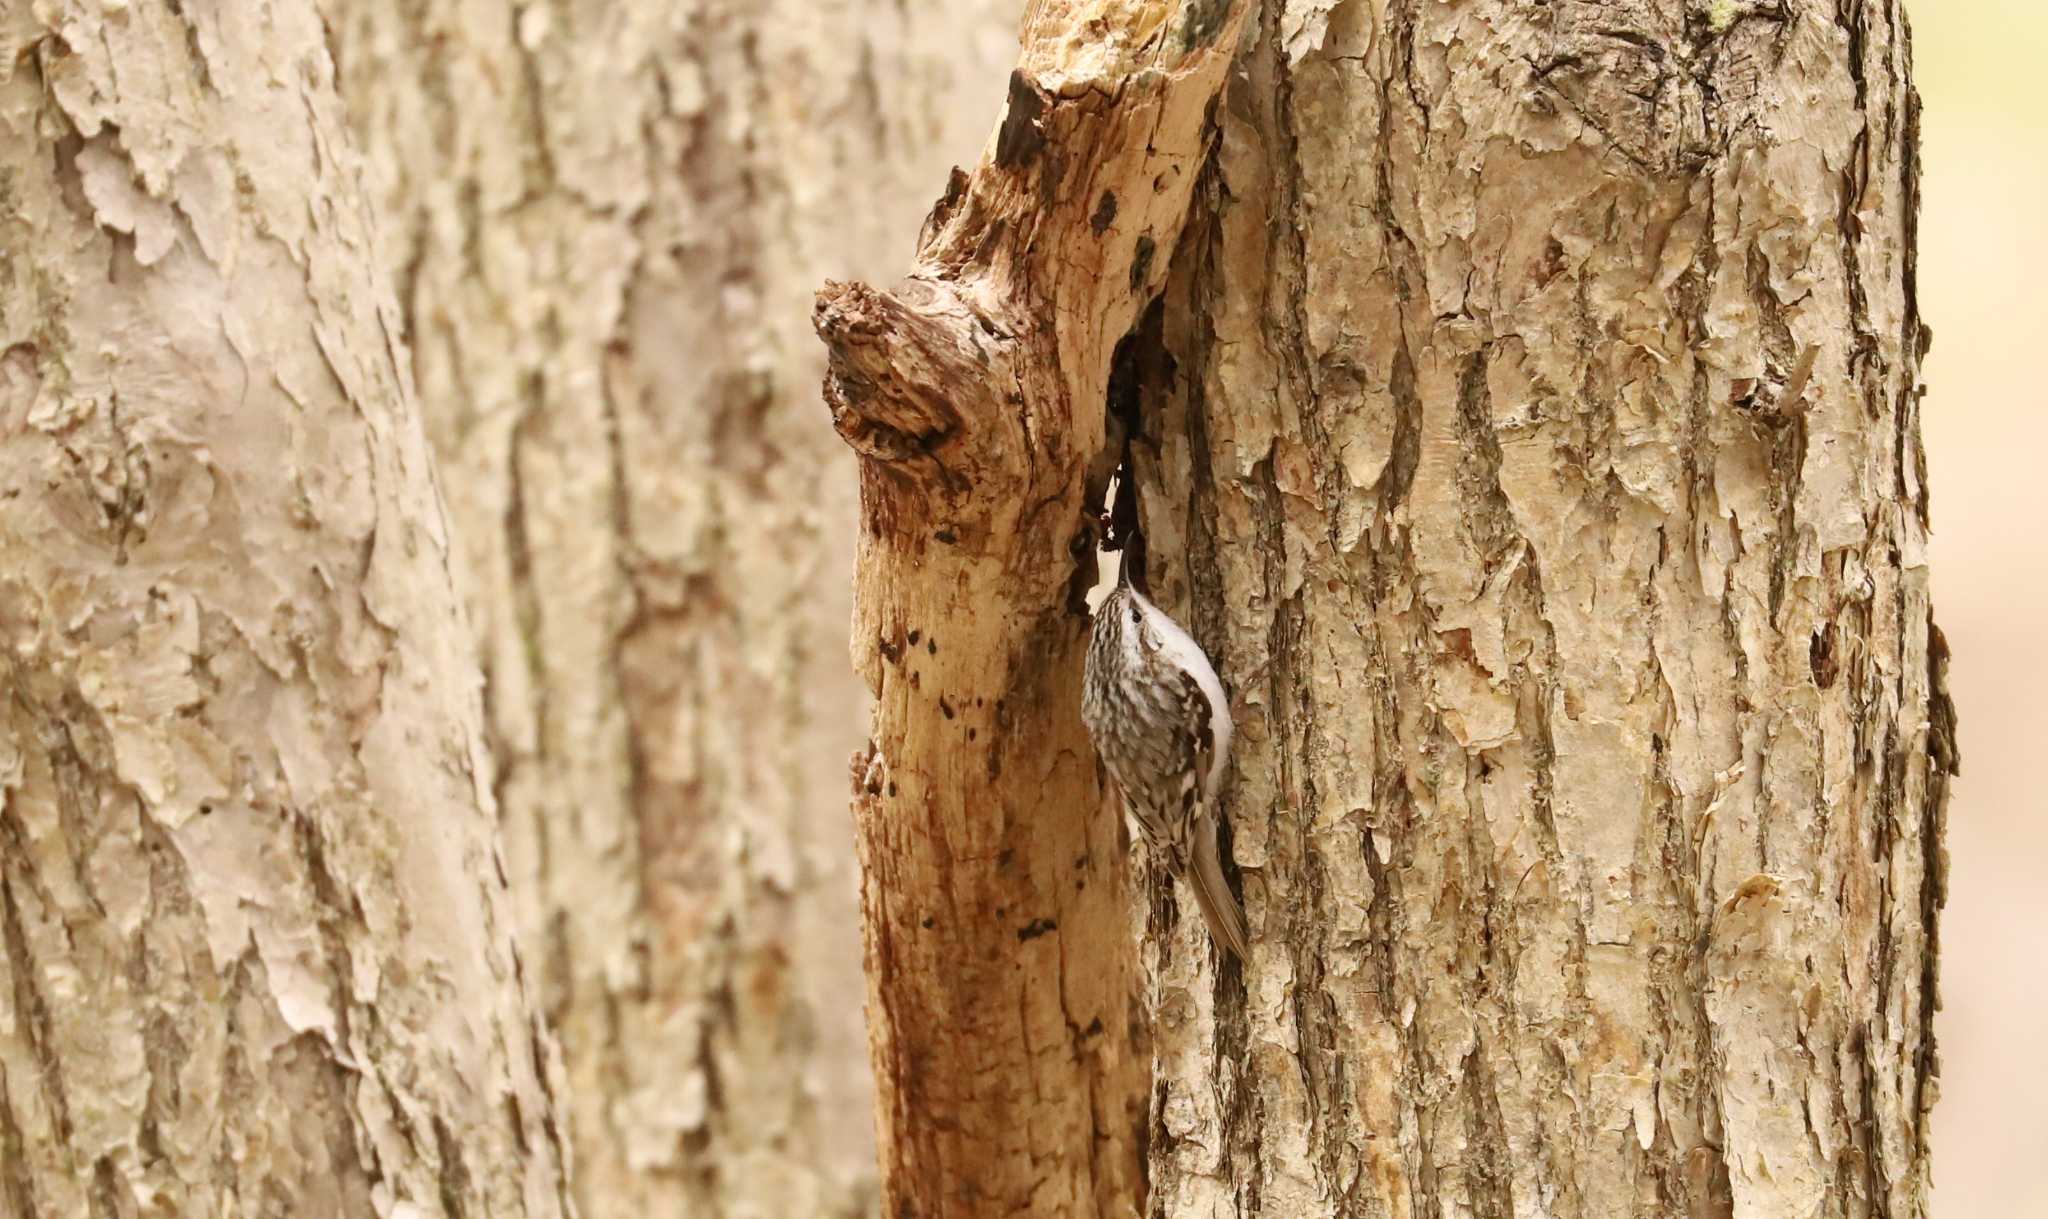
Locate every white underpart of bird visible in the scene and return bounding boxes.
[1132,593,1233,797]
[1081,567,1251,960]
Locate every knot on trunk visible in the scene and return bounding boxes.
[815,278,1009,494]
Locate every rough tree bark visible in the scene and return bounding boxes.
[0,3,569,1216]
[326,1,1017,1213]
[813,2,1255,1216]
[1131,3,1954,1218]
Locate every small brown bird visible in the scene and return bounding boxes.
[1080,564,1250,960]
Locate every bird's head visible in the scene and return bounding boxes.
[1094,563,1153,650]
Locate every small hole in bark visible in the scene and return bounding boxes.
[994,70,1047,169]
[1129,235,1156,293]
[1091,190,1118,235]
[1810,624,1839,689]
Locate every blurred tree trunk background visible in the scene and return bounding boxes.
[326,1,1018,1215]
[1132,3,1952,1217]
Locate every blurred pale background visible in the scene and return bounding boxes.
[1914,2,2048,1215]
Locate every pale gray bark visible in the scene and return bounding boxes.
[327,1,1018,1213]
[0,3,568,1215]
[1133,3,1951,1218]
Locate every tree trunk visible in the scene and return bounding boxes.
[813,3,1255,1216]
[1134,3,1953,1218]
[326,1,1020,1213]
[0,4,569,1216]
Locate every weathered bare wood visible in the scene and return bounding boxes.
[815,2,1254,1215]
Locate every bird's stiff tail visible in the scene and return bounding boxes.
[1189,827,1251,961]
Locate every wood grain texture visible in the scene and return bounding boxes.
[815,2,1255,1215]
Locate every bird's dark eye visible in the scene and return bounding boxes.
[1128,605,1141,626]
